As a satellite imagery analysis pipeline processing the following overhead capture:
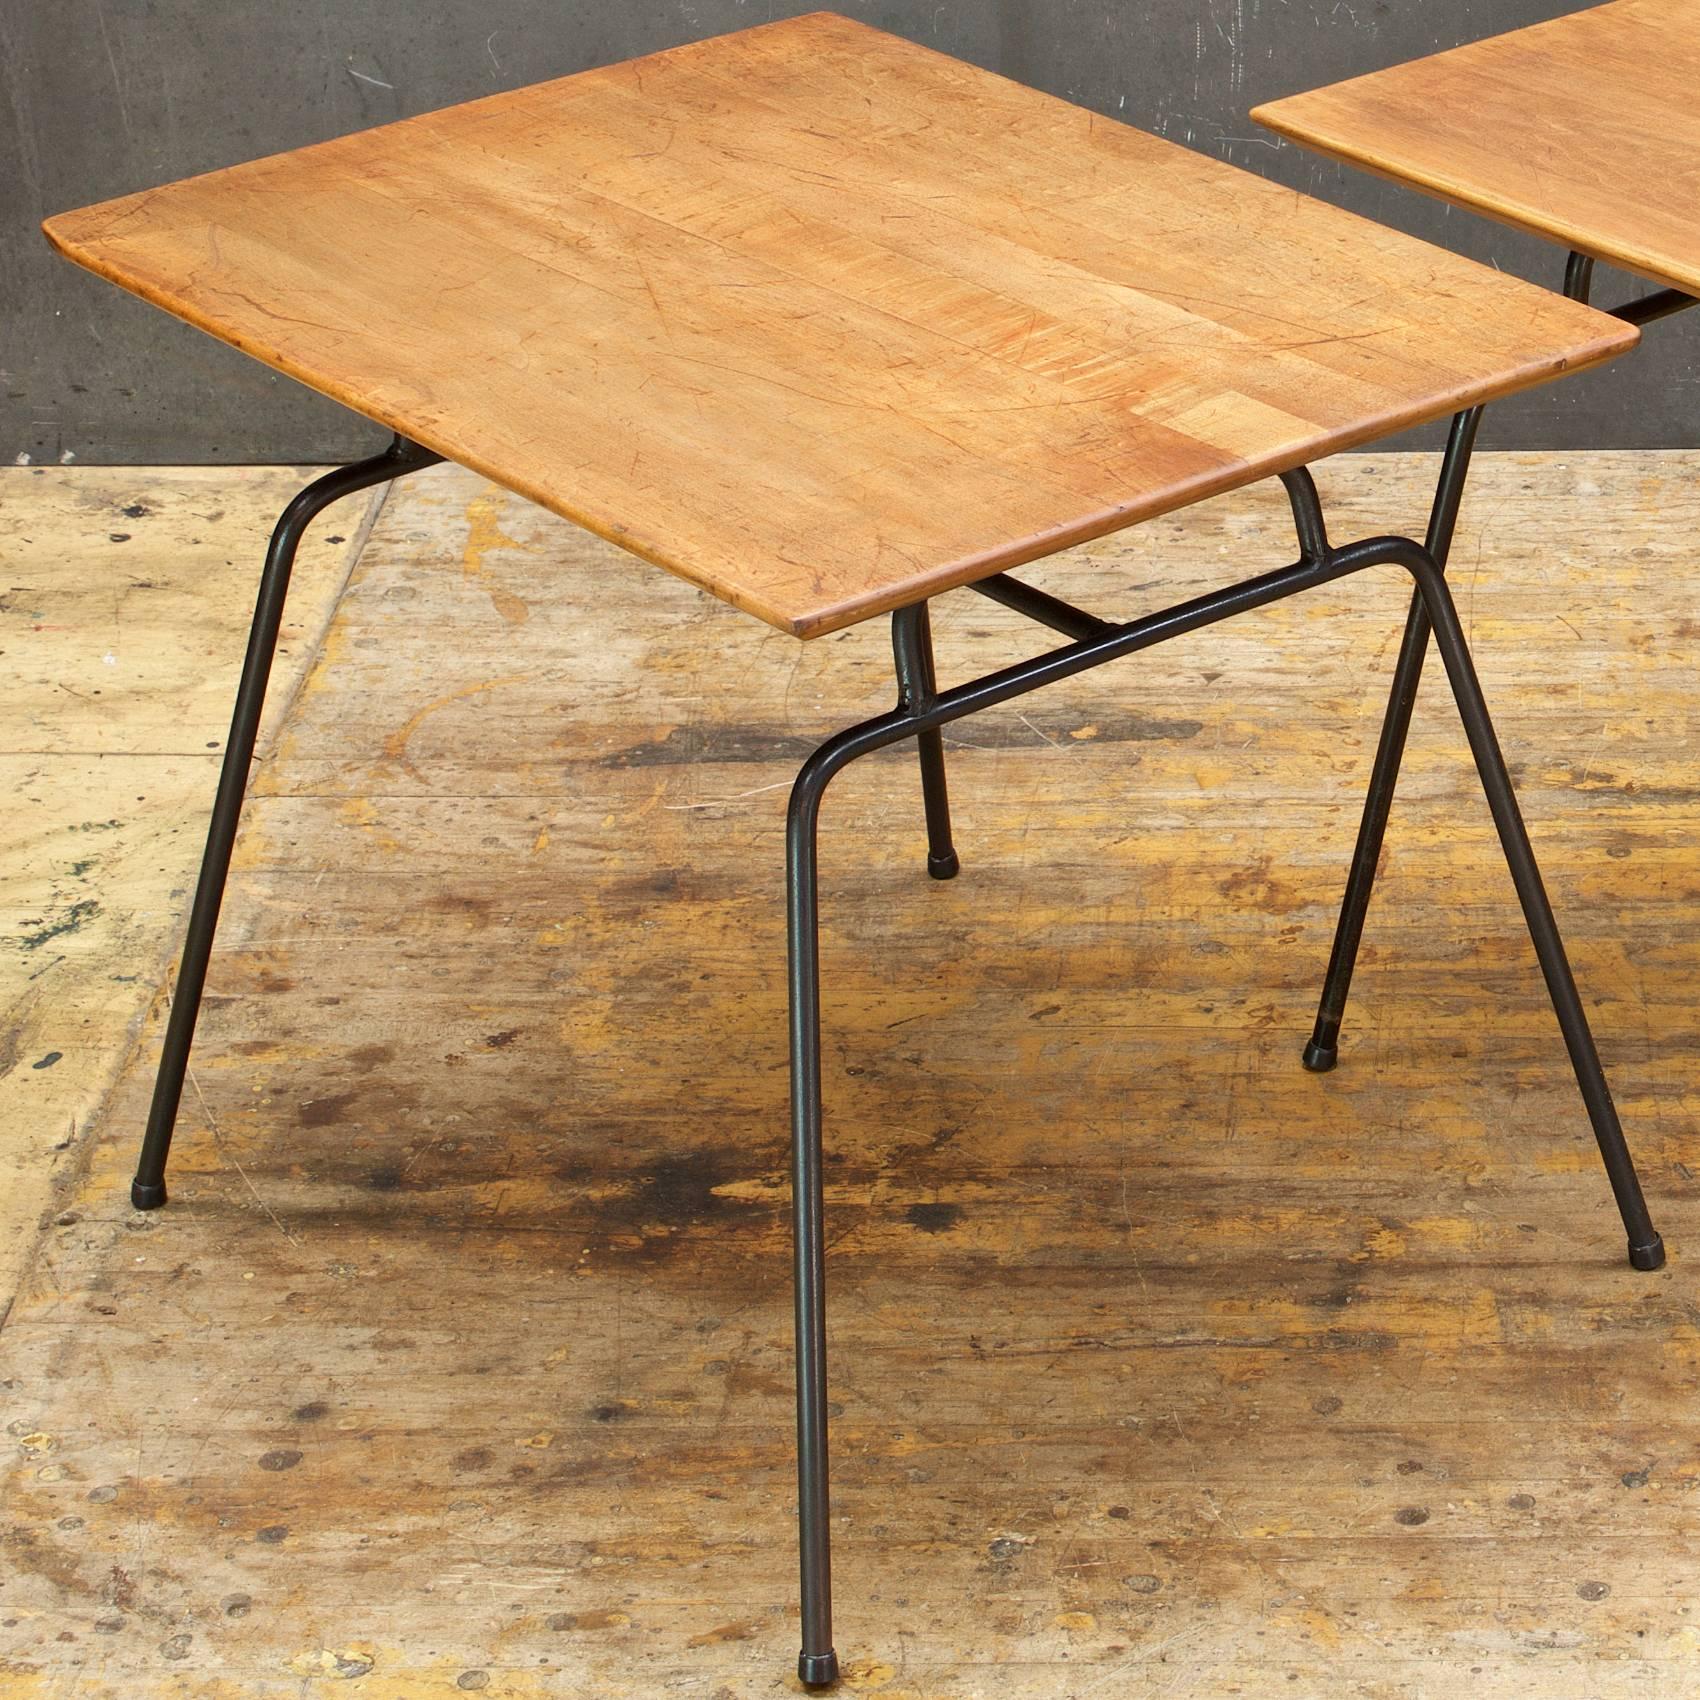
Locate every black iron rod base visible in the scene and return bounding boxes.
[899,604,961,881]
[1405,544,1664,1271]
[128,435,443,1211]
[785,470,1663,1685]
[119,421,1666,1689]
[1303,406,1483,1075]
[1306,255,1699,1082]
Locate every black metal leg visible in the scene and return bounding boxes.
[129,435,442,1210]
[1403,553,1665,1271]
[783,600,956,1688]
[787,740,839,1689]
[915,729,958,879]
[896,602,960,879]
[1565,249,1597,305]
[1304,407,1484,1071]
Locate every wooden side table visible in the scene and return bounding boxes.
[45,12,1665,1684]
[1255,0,1700,1084]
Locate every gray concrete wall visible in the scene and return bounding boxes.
[6,0,1694,463]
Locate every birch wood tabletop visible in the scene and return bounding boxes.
[1253,0,1700,301]
[46,11,1636,637]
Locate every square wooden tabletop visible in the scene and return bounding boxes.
[46,12,1636,637]
[1254,0,1700,302]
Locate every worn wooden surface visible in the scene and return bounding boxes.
[43,13,1641,638]
[4,451,1700,1696]
[1253,0,1700,299]
[0,465,369,1309]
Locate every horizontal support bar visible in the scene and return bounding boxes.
[968,573,1112,641]
[1609,288,1698,327]
[966,469,1326,646]
[802,533,1427,798]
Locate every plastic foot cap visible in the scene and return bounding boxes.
[927,849,961,881]
[1301,1039,1338,1074]
[1629,1234,1666,1272]
[797,1650,840,1687]
[130,1178,168,1211]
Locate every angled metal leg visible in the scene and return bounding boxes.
[129,435,442,1209]
[1304,406,1483,1070]
[1306,236,1693,1069]
[1400,549,1665,1271]
[787,741,838,1689]
[784,601,955,1688]
[896,603,960,879]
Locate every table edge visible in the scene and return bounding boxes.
[1251,101,1700,301]
[42,171,1641,641]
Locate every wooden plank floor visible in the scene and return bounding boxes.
[4,451,1699,1697]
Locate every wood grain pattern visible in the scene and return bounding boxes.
[42,12,1637,638]
[1253,0,1700,298]
[4,452,1700,1694]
